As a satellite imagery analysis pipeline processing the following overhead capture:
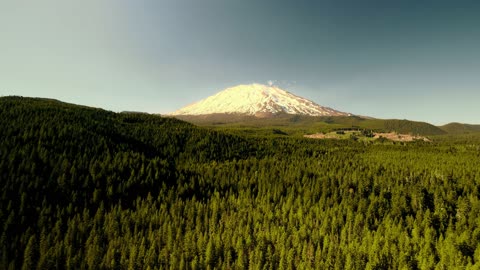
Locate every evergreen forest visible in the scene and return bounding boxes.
[2,96,480,269]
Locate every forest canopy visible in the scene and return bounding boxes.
[1,96,480,269]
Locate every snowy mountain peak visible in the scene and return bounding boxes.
[170,84,350,117]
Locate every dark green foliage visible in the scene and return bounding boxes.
[2,96,480,269]
[362,129,375,138]
[383,119,446,135]
[272,129,288,135]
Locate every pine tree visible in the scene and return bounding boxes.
[22,235,36,270]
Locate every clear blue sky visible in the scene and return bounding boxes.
[1,0,479,125]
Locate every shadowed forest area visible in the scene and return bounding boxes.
[2,97,480,269]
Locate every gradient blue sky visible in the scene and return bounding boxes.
[1,0,479,124]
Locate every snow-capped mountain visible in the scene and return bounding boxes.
[170,83,350,117]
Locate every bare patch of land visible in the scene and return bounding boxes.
[373,132,430,142]
[304,130,430,142]
[304,133,335,139]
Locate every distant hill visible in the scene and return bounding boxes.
[383,119,446,136]
[439,122,480,134]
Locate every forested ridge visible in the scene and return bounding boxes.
[2,96,480,269]
[175,114,448,136]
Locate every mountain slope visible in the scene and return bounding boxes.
[440,122,480,134]
[171,83,350,117]
[0,96,261,268]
